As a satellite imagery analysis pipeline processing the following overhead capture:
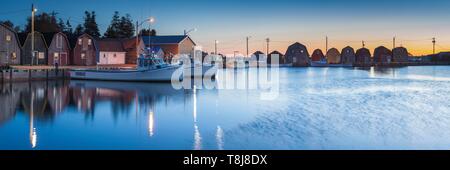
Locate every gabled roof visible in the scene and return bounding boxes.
[97,39,125,52]
[269,50,284,56]
[42,32,71,50]
[121,37,141,50]
[253,51,265,55]
[0,23,21,48]
[17,31,48,48]
[141,35,196,45]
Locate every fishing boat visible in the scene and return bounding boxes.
[69,54,183,82]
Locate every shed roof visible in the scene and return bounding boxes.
[269,50,284,56]
[42,32,71,50]
[97,39,125,52]
[17,31,47,47]
[0,23,22,48]
[142,35,195,45]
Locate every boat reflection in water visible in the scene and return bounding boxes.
[0,78,225,150]
[3,66,450,150]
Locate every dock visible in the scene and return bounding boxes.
[0,64,136,83]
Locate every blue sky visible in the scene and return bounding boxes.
[1,0,450,55]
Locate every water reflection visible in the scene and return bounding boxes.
[2,67,450,150]
[216,126,224,150]
[0,78,223,149]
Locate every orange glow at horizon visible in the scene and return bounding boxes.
[199,39,449,57]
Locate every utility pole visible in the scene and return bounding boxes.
[362,40,365,48]
[266,38,270,56]
[214,40,218,55]
[136,21,139,59]
[393,36,396,49]
[326,36,328,52]
[432,37,436,54]
[31,4,36,65]
[246,36,251,57]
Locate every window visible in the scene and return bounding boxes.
[56,35,63,48]
[81,53,86,59]
[88,39,92,45]
[78,39,82,45]
[6,35,11,42]
[113,53,116,58]
[11,52,16,59]
[54,53,59,60]
[38,52,45,59]
[103,54,106,58]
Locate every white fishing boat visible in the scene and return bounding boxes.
[70,55,182,82]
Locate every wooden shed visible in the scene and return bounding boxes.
[19,31,48,65]
[267,51,285,64]
[0,88,20,125]
[326,48,341,64]
[311,49,326,62]
[284,42,309,66]
[252,51,265,62]
[373,46,392,63]
[0,23,21,65]
[97,39,126,65]
[392,47,409,62]
[142,35,196,62]
[341,46,355,64]
[355,48,371,64]
[73,33,97,66]
[44,32,71,66]
[121,37,145,64]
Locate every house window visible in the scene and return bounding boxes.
[88,39,92,45]
[38,52,45,59]
[56,35,63,48]
[103,54,106,58]
[81,53,86,59]
[78,39,82,45]
[54,53,59,60]
[113,53,116,58]
[11,52,16,59]
[6,35,11,42]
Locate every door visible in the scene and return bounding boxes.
[0,52,6,64]
[60,53,67,65]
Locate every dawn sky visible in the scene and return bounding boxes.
[1,0,450,56]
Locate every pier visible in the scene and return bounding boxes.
[0,64,136,83]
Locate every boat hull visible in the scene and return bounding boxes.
[69,66,182,82]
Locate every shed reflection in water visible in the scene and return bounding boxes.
[3,67,450,150]
[0,79,222,150]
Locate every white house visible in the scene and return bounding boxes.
[97,39,126,65]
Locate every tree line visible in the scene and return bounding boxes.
[0,11,157,39]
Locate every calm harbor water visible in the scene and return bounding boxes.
[1,66,450,150]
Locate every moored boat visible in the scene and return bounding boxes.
[70,55,183,82]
